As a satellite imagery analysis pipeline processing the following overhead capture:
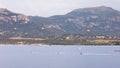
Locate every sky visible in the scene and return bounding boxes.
[0,0,120,17]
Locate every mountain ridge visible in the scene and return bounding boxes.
[0,6,120,39]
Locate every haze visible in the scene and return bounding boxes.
[0,0,120,17]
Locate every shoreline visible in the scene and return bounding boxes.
[0,39,119,45]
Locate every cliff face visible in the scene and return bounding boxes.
[0,8,30,23]
[0,6,120,38]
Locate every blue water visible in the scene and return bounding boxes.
[0,45,120,68]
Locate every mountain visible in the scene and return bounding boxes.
[0,6,120,39]
[48,6,120,35]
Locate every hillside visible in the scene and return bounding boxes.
[0,6,120,39]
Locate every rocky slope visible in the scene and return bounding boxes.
[0,6,120,39]
[47,6,120,35]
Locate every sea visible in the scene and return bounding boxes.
[0,45,120,68]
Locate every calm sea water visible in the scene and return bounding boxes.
[0,45,120,68]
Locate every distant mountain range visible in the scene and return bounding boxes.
[0,6,120,38]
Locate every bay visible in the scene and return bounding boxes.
[0,45,120,68]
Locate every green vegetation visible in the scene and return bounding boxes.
[0,37,119,45]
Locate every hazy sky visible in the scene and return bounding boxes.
[0,0,120,17]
